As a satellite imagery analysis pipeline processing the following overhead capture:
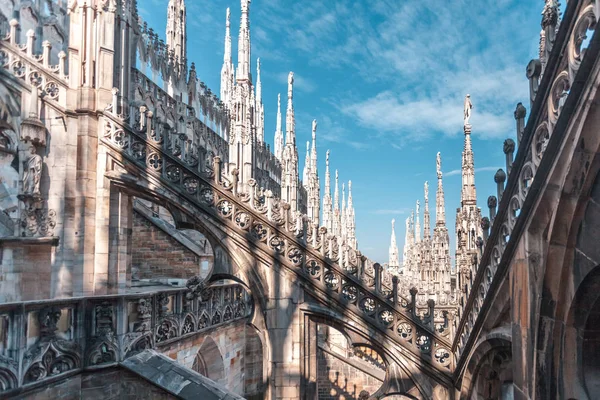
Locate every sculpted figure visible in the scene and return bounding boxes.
[22,146,42,196]
[436,152,442,179]
[424,181,429,203]
[464,94,473,125]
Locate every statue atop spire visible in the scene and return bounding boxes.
[424,181,429,204]
[464,94,473,126]
[436,152,442,179]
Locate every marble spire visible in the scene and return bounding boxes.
[237,0,251,82]
[322,150,333,232]
[389,219,400,271]
[274,94,283,161]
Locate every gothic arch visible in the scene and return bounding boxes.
[459,326,512,400]
[193,336,224,383]
[300,304,446,399]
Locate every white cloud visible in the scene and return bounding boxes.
[370,209,410,215]
[445,166,501,177]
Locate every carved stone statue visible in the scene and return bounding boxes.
[464,94,473,126]
[416,200,420,215]
[392,218,395,231]
[312,119,317,133]
[424,181,429,203]
[287,72,294,99]
[22,146,42,196]
[436,152,442,179]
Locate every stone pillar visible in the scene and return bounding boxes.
[107,189,132,292]
[301,315,318,399]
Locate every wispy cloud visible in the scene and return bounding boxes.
[445,166,501,177]
[370,209,410,215]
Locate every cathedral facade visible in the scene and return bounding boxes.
[0,0,599,399]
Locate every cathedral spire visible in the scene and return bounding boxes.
[333,169,340,237]
[347,180,356,248]
[323,150,333,232]
[415,200,421,243]
[166,0,187,66]
[424,181,431,241]
[223,7,231,64]
[436,152,446,225]
[311,120,318,172]
[302,141,310,186]
[220,8,234,105]
[306,120,320,226]
[389,219,400,271]
[281,72,299,211]
[285,72,295,145]
[274,93,283,161]
[461,94,477,206]
[334,170,340,213]
[341,182,347,239]
[255,58,264,143]
[237,0,251,83]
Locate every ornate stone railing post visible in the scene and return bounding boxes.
[526,59,542,108]
[111,88,119,115]
[514,103,526,145]
[495,169,506,202]
[139,105,147,131]
[145,111,154,138]
[481,217,490,243]
[319,227,327,257]
[311,222,318,248]
[58,51,67,77]
[283,203,291,231]
[374,263,382,294]
[248,179,257,207]
[230,168,239,197]
[410,287,418,318]
[9,19,18,45]
[327,235,334,260]
[26,29,35,57]
[488,196,497,224]
[42,40,51,68]
[427,299,436,330]
[503,139,515,175]
[266,190,274,221]
[213,156,222,184]
[392,276,399,305]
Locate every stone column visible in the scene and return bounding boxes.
[107,189,133,292]
[301,315,318,399]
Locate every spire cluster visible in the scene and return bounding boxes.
[216,0,358,257]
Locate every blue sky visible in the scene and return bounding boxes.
[140,0,543,265]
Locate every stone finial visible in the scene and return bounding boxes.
[504,139,516,174]
[494,169,506,183]
[488,195,497,222]
[514,103,527,144]
[495,168,506,201]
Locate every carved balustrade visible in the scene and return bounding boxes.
[453,0,599,371]
[0,21,68,103]
[0,282,252,396]
[101,108,455,374]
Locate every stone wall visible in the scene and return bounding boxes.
[10,368,177,400]
[317,348,383,399]
[131,211,200,280]
[158,320,263,397]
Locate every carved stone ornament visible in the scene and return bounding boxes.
[23,306,81,384]
[19,207,56,237]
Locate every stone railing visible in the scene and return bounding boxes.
[101,108,455,374]
[0,282,252,396]
[0,21,68,103]
[453,0,599,368]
